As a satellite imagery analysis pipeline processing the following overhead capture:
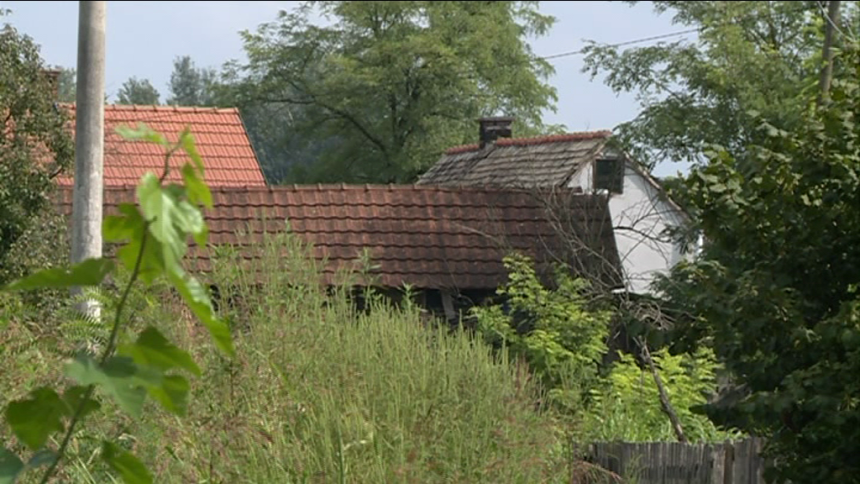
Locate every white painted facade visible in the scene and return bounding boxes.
[567,157,688,295]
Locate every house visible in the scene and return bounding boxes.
[53,184,622,321]
[417,117,689,296]
[53,104,267,188]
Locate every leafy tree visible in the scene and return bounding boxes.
[116,76,160,105]
[166,55,217,107]
[657,42,860,483]
[0,23,75,285]
[581,1,860,169]
[54,66,76,103]
[230,1,560,183]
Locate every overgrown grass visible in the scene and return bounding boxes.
[1,229,592,483]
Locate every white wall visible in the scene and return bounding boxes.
[568,161,686,295]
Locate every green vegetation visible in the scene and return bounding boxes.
[1,191,581,482]
[471,254,735,445]
[657,36,860,484]
[224,1,561,184]
[0,22,75,286]
[116,78,161,106]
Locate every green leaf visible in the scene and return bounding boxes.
[26,449,57,469]
[168,268,234,356]
[63,385,101,420]
[5,388,67,451]
[1,258,114,292]
[65,356,147,418]
[104,204,166,285]
[116,123,167,147]
[137,174,206,269]
[179,128,205,177]
[181,163,213,212]
[101,441,153,484]
[143,374,191,416]
[0,448,23,484]
[119,326,201,377]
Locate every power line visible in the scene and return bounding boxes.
[540,2,822,62]
[541,28,699,61]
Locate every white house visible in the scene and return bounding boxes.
[417,117,690,296]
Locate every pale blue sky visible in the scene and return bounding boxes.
[2,1,692,176]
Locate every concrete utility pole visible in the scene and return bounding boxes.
[71,1,106,319]
[818,0,842,105]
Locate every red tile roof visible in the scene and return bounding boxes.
[53,184,621,290]
[53,104,266,188]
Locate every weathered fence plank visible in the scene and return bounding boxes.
[587,438,765,484]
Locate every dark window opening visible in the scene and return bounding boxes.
[595,158,624,194]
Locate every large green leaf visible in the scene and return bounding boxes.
[143,374,191,416]
[62,385,101,421]
[118,327,201,376]
[0,448,23,484]
[181,163,212,213]
[65,356,147,418]
[104,203,166,285]
[5,388,67,451]
[137,174,206,271]
[168,268,234,357]
[101,441,153,484]
[1,258,114,292]
[115,123,167,147]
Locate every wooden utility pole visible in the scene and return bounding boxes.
[818,0,842,105]
[70,1,106,318]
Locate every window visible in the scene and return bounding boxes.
[594,158,624,194]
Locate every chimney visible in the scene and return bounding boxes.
[42,69,61,100]
[478,116,514,148]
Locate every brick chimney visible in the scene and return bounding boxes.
[478,116,514,148]
[42,69,62,100]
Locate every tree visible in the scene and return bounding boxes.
[166,55,217,107]
[656,42,860,483]
[116,76,160,105]
[230,1,560,184]
[55,66,77,103]
[581,1,860,169]
[0,23,75,284]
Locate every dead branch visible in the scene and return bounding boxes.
[636,336,689,444]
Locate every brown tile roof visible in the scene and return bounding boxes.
[53,185,621,290]
[52,104,266,188]
[418,131,613,187]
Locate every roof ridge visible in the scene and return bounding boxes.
[57,102,240,114]
[444,130,612,154]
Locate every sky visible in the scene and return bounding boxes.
[1,1,694,177]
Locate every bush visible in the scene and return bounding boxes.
[579,346,741,443]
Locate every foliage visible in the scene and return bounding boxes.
[53,66,77,103]
[0,23,75,286]
[229,1,560,184]
[116,77,161,106]
[472,253,612,413]
[655,41,860,483]
[581,346,740,443]
[1,231,582,483]
[581,1,860,169]
[0,124,233,484]
[165,55,217,107]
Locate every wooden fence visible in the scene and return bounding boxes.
[585,438,766,484]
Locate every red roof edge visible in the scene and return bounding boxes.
[444,130,613,155]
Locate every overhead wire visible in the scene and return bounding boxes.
[538,1,825,62]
